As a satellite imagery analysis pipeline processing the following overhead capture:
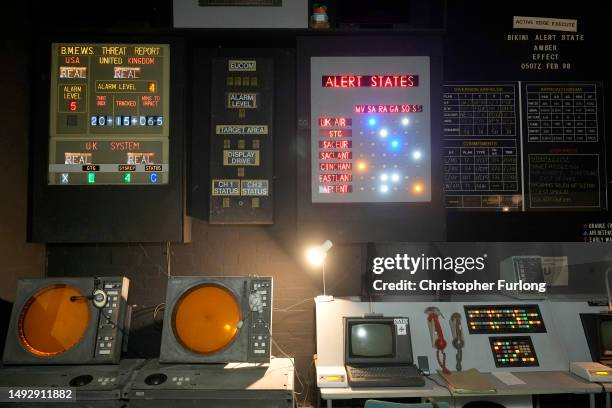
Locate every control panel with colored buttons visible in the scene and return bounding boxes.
[489,336,539,368]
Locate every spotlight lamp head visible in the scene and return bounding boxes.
[306,240,334,267]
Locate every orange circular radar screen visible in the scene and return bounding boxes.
[18,285,90,357]
[173,285,241,354]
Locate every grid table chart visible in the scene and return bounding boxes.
[444,140,520,209]
[443,84,521,210]
[525,84,599,143]
[443,85,517,138]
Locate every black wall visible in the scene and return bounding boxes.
[0,2,46,303]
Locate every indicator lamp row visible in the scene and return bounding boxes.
[83,172,159,184]
[379,182,425,195]
[91,115,164,127]
[367,117,410,127]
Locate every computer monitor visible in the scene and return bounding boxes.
[344,316,414,365]
[580,313,612,365]
[600,317,612,359]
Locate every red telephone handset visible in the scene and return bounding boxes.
[425,307,450,374]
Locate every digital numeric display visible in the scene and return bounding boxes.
[48,43,170,185]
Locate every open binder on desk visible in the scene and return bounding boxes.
[438,369,497,394]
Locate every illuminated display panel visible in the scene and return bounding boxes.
[49,43,170,185]
[464,305,546,334]
[173,285,241,354]
[489,336,539,368]
[311,57,431,203]
[18,285,89,357]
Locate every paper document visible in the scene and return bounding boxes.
[438,368,497,394]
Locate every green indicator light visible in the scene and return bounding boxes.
[124,173,131,183]
[88,172,95,184]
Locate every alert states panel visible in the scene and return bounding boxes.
[297,36,445,243]
[311,57,431,203]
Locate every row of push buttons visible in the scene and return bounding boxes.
[97,376,117,385]
[171,376,191,386]
[252,334,268,354]
[254,281,270,308]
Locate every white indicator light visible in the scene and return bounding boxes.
[412,150,422,160]
[391,173,400,182]
[401,117,410,126]
[379,128,388,138]
[380,173,389,181]
[380,185,389,193]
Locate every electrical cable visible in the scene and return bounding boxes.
[273,297,313,313]
[166,241,171,277]
[100,308,127,337]
[137,243,167,276]
[264,323,310,407]
[153,303,166,320]
[417,367,455,407]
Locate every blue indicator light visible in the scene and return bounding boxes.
[368,118,376,126]
[391,139,400,148]
[150,173,158,183]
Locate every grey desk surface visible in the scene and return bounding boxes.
[320,371,604,400]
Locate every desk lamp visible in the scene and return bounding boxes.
[306,240,334,302]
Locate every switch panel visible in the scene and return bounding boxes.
[94,277,129,362]
[248,278,273,361]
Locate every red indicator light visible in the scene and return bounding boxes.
[320,185,353,194]
[319,174,352,183]
[320,163,352,171]
[322,75,418,88]
[319,117,352,127]
[412,183,425,194]
[69,100,78,111]
[355,104,423,114]
[319,140,352,149]
[319,151,352,160]
[319,129,352,138]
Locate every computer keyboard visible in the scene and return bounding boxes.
[346,365,425,388]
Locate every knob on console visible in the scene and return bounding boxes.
[69,375,94,387]
[144,373,167,386]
